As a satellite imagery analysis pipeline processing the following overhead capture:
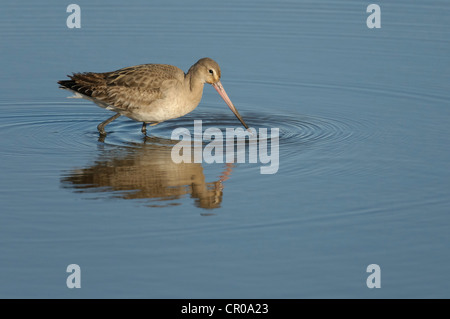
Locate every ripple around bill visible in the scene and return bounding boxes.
[115,107,366,169]
[144,108,362,154]
[151,108,368,177]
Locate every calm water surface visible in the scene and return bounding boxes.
[1,0,449,298]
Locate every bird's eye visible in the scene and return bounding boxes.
[209,69,214,74]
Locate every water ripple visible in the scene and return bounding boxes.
[0,101,371,177]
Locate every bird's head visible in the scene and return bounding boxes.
[194,57,222,84]
[190,57,249,130]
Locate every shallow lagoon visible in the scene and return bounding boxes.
[1,1,449,298]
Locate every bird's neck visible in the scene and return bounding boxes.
[185,68,205,94]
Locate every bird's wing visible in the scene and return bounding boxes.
[61,64,184,111]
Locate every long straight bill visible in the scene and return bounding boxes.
[212,81,249,130]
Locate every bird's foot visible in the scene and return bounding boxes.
[98,134,106,143]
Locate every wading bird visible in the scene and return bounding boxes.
[58,58,249,136]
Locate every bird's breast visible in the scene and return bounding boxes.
[124,86,203,123]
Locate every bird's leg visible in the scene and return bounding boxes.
[97,113,121,135]
[141,122,159,135]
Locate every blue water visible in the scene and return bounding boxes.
[1,0,449,298]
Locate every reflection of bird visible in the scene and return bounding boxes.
[60,137,231,209]
[58,58,248,135]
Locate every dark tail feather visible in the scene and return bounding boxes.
[58,79,76,89]
[58,74,95,97]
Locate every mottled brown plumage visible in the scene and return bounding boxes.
[58,58,248,135]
